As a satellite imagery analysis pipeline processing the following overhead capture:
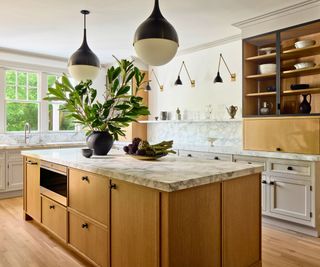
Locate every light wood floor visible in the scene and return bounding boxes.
[1,197,320,267]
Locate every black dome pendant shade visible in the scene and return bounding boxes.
[133,0,179,66]
[68,10,100,81]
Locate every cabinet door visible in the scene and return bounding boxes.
[25,158,41,221]
[7,161,23,191]
[243,118,320,154]
[111,179,160,267]
[269,176,312,222]
[0,156,6,191]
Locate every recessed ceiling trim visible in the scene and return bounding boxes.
[177,34,241,56]
[232,0,320,29]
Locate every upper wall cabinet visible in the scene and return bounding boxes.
[243,20,320,117]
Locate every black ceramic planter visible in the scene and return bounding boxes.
[86,131,114,155]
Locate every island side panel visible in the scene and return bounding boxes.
[110,179,160,267]
[222,173,261,267]
[161,182,221,267]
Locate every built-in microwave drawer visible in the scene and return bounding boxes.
[41,196,67,241]
[269,160,311,177]
[233,155,267,171]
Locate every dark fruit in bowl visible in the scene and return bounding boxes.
[132,138,142,147]
[136,149,146,156]
[123,146,129,153]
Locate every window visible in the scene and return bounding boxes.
[5,70,39,131]
[47,75,75,131]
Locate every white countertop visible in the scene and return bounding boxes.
[21,148,263,192]
[0,141,85,150]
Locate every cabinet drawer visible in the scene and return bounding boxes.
[41,196,67,241]
[233,155,267,171]
[270,161,311,177]
[178,150,232,161]
[69,211,109,267]
[41,160,67,175]
[69,168,109,225]
[7,151,22,161]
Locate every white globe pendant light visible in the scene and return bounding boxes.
[68,10,100,82]
[133,0,179,66]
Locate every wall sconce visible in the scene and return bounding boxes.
[213,53,236,83]
[174,61,195,87]
[148,69,164,92]
[145,80,152,91]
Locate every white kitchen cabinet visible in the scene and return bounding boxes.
[268,175,312,223]
[7,160,23,190]
[0,153,6,191]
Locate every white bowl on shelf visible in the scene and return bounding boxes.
[294,40,316,49]
[294,62,315,70]
[259,47,276,54]
[259,64,276,74]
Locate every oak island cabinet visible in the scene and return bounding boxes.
[22,148,263,267]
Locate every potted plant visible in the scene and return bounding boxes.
[44,57,150,155]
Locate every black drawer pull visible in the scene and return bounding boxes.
[269,181,275,185]
[27,161,38,165]
[110,183,117,190]
[214,157,219,160]
[187,154,192,157]
[82,223,89,229]
[248,162,252,164]
[276,147,281,152]
[287,166,293,171]
[81,176,89,182]
[262,180,267,184]
[49,205,55,209]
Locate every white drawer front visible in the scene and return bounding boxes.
[270,161,311,177]
[233,155,267,171]
[178,150,232,161]
[7,151,22,162]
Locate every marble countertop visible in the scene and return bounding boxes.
[0,141,85,150]
[21,148,263,192]
[113,142,320,161]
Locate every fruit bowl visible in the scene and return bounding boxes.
[128,153,167,161]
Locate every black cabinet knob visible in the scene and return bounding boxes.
[269,181,275,185]
[49,205,55,209]
[214,156,219,160]
[248,162,252,164]
[81,176,89,182]
[262,180,267,184]
[82,223,89,229]
[110,183,117,190]
[187,154,192,157]
[276,147,281,152]
[287,166,293,171]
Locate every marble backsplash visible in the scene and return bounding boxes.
[0,131,86,145]
[147,120,242,148]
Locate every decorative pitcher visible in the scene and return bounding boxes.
[260,101,273,115]
[299,94,311,114]
[226,105,238,119]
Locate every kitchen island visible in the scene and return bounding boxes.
[22,148,263,267]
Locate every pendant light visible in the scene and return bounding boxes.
[68,10,100,82]
[174,61,195,87]
[213,53,236,83]
[133,0,179,66]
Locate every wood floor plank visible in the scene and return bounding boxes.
[1,197,320,267]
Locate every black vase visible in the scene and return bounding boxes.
[299,94,311,114]
[86,131,114,155]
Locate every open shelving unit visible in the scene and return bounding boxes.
[243,19,320,117]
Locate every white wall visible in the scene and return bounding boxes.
[148,40,242,120]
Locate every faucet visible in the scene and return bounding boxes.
[24,122,31,144]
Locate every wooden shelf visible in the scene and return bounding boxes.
[282,66,320,78]
[245,53,276,62]
[246,92,276,97]
[246,73,276,80]
[282,44,320,60]
[282,88,320,96]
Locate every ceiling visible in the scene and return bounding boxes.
[0,0,305,64]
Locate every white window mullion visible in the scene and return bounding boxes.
[0,68,5,133]
[40,72,48,132]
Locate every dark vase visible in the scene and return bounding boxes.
[86,131,114,155]
[299,94,312,114]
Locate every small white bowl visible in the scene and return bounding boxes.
[294,62,315,70]
[294,40,316,49]
[259,64,276,74]
[259,47,276,54]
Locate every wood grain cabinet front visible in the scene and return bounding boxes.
[41,196,67,241]
[243,117,320,154]
[69,168,109,226]
[69,211,109,267]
